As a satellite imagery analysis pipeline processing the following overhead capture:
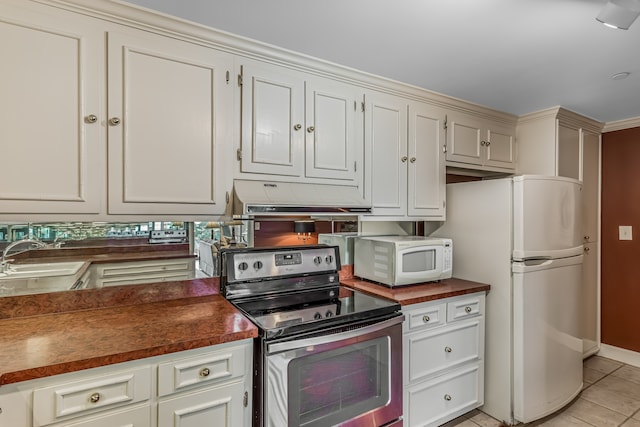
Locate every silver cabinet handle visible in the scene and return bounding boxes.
[423,315,430,323]
[444,394,452,401]
[109,117,121,126]
[307,126,315,133]
[410,157,416,163]
[401,156,408,163]
[465,306,472,314]
[480,141,486,146]
[444,346,452,353]
[85,114,97,124]
[293,124,302,131]
[486,141,491,146]
[89,392,101,403]
[199,367,210,377]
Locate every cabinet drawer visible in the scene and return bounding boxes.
[405,320,481,383]
[404,302,446,332]
[57,405,151,427]
[158,381,245,427]
[446,295,483,322]
[158,345,247,397]
[33,366,151,427]
[405,363,483,427]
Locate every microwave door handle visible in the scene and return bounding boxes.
[267,315,404,354]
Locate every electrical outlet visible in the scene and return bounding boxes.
[619,225,633,240]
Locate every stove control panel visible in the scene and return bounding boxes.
[226,246,339,282]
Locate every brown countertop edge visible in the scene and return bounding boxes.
[0,278,258,386]
[341,277,490,305]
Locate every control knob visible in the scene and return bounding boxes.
[325,255,334,264]
[313,256,322,265]
[253,261,263,270]
[314,312,322,320]
[238,262,249,271]
[325,310,334,318]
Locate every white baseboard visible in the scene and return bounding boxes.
[598,344,640,367]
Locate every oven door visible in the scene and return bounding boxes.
[264,315,403,427]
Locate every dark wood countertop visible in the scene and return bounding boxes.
[0,278,258,386]
[341,277,490,305]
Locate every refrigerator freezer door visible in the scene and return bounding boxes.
[513,175,583,260]
[512,255,583,423]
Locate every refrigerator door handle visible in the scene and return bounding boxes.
[512,255,583,273]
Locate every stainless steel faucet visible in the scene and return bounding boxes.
[1,238,48,272]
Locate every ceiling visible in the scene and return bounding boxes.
[125,0,640,124]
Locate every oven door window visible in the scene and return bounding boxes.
[287,336,389,427]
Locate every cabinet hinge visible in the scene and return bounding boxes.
[444,114,448,130]
[354,161,357,172]
[243,391,249,407]
[443,145,447,154]
[361,101,365,113]
[237,148,242,160]
[225,70,230,84]
[237,74,243,87]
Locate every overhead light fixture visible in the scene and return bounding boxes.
[596,0,640,30]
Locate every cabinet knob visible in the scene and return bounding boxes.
[109,117,121,126]
[307,126,315,133]
[401,156,408,163]
[85,114,98,124]
[480,141,486,146]
[584,235,590,241]
[584,246,590,253]
[410,157,416,163]
[444,394,452,401]
[422,315,430,323]
[465,306,472,314]
[89,392,101,404]
[444,346,452,353]
[199,367,211,377]
[486,141,491,146]
[293,124,302,131]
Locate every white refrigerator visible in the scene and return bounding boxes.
[431,175,583,425]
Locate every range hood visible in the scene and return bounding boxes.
[232,179,372,216]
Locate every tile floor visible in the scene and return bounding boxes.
[444,356,640,427]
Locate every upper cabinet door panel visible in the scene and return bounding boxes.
[408,102,446,217]
[107,29,233,215]
[367,92,408,215]
[446,117,482,164]
[0,3,103,214]
[240,61,304,177]
[485,126,516,168]
[305,77,360,182]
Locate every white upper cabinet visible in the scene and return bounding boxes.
[365,90,446,219]
[238,59,363,186]
[305,77,361,182]
[446,112,516,172]
[107,29,234,215]
[239,60,305,177]
[0,1,104,214]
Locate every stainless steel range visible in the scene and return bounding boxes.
[220,245,404,427]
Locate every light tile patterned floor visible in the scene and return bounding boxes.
[443,356,640,427]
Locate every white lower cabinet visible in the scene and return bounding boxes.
[402,292,485,427]
[90,258,195,288]
[0,340,252,427]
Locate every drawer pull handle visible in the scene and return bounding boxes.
[465,306,472,313]
[444,346,452,353]
[422,315,430,323]
[200,367,211,377]
[444,394,452,401]
[89,393,101,404]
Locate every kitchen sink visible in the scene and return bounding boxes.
[0,261,85,279]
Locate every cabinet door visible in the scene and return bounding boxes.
[407,102,446,218]
[107,29,233,215]
[58,406,150,427]
[240,60,305,177]
[557,124,580,180]
[445,113,483,166]
[305,77,361,183]
[158,382,245,427]
[484,124,516,170]
[0,1,103,214]
[366,91,408,216]
[582,130,600,242]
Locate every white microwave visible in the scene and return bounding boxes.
[354,236,452,287]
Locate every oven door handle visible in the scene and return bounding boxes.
[267,315,404,354]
